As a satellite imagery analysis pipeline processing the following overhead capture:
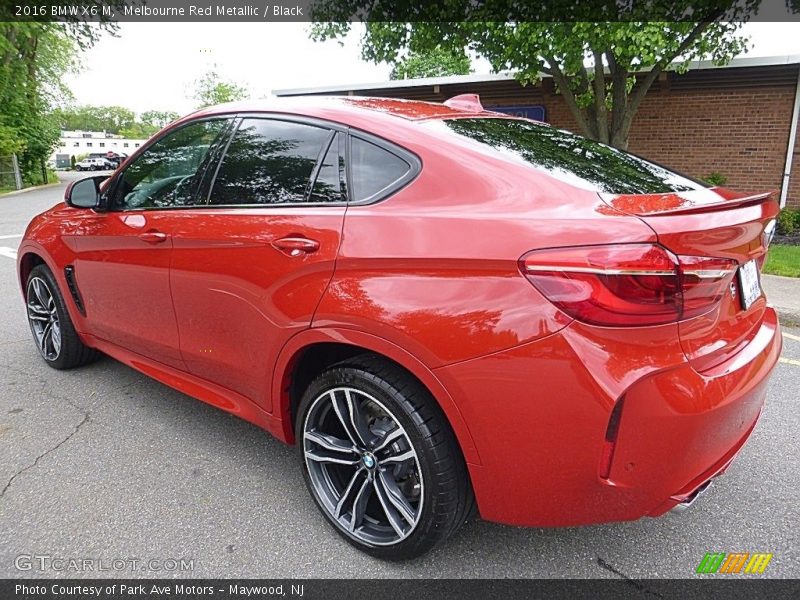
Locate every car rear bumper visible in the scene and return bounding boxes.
[434,307,782,527]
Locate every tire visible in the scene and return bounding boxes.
[25,264,99,370]
[75,166,82,172]
[296,354,474,560]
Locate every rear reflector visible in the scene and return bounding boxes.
[520,244,737,327]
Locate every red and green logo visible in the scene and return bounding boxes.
[696,552,773,574]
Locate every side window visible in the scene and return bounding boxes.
[209,119,332,205]
[111,119,229,210]
[350,137,412,203]
[309,132,346,203]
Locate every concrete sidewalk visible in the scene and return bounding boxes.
[763,274,800,327]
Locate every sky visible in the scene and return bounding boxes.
[64,22,800,116]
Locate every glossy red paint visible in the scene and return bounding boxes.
[18,96,782,528]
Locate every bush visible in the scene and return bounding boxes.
[777,208,798,235]
[702,172,728,186]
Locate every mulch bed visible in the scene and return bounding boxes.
[773,231,800,246]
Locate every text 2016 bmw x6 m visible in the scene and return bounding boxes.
[18,95,782,560]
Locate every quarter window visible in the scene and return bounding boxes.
[209,119,332,205]
[350,137,412,203]
[111,119,229,210]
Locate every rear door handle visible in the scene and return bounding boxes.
[272,236,320,257]
[138,230,168,244]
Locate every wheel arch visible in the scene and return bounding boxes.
[18,250,47,297]
[272,327,481,465]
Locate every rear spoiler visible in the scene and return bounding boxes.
[598,189,778,217]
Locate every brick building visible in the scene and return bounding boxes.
[275,55,800,209]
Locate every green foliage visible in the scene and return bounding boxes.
[53,105,135,133]
[191,69,249,108]
[391,47,472,80]
[763,245,800,277]
[701,172,728,186]
[310,4,757,149]
[53,105,180,139]
[140,110,179,130]
[777,208,798,235]
[1,20,116,185]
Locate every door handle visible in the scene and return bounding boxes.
[272,236,320,257]
[138,230,168,244]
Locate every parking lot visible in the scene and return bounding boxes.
[0,173,798,579]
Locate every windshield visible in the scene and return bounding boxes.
[430,118,705,195]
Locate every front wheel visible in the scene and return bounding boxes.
[296,355,474,560]
[26,265,99,370]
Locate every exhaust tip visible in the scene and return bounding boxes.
[670,480,713,514]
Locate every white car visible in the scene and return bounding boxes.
[75,157,114,171]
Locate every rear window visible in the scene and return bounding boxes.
[434,118,704,195]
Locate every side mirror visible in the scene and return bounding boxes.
[65,176,107,209]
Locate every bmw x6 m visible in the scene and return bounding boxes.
[18,95,782,560]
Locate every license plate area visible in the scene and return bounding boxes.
[738,260,762,311]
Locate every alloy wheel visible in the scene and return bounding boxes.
[26,276,62,362]
[302,387,424,546]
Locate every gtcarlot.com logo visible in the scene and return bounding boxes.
[14,554,196,573]
[696,552,773,574]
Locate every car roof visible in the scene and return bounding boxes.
[181,95,507,126]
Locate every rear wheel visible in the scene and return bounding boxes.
[26,264,98,370]
[296,355,473,560]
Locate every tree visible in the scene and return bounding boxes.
[391,47,472,80]
[191,69,249,108]
[140,110,179,130]
[53,105,136,133]
[53,106,179,139]
[0,15,116,184]
[310,4,758,149]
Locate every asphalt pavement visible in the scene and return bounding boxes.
[0,173,798,579]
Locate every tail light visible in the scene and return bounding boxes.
[519,244,737,327]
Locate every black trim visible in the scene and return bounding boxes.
[198,116,240,206]
[304,130,337,202]
[63,266,85,316]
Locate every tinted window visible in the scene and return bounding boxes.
[309,132,346,203]
[350,137,411,202]
[113,119,228,209]
[434,118,704,195]
[210,119,331,205]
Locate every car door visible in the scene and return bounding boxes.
[70,117,233,369]
[168,117,348,409]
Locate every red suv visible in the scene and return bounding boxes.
[18,95,782,560]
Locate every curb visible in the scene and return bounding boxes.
[0,181,62,198]
[776,307,800,328]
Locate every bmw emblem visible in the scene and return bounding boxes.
[362,453,376,469]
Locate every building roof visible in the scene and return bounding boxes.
[273,54,800,97]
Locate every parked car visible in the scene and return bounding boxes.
[75,157,114,171]
[17,96,782,560]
